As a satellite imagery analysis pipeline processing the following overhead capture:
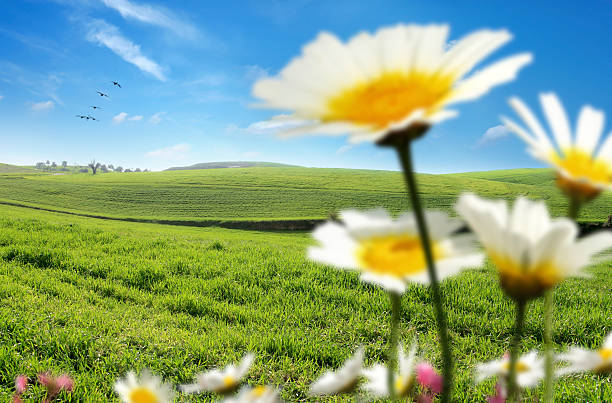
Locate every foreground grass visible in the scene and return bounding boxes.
[0,205,610,401]
[2,167,612,222]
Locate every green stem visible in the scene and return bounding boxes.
[568,196,581,221]
[508,300,526,402]
[543,290,554,403]
[388,292,401,401]
[394,139,453,402]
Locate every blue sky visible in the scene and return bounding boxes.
[1,0,611,172]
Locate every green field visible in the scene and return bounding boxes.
[0,166,611,401]
[1,166,612,223]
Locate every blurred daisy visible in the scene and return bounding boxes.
[557,331,612,375]
[221,386,281,403]
[503,93,612,200]
[309,348,364,395]
[363,345,417,398]
[455,193,612,300]
[115,370,174,403]
[309,208,483,293]
[253,24,531,143]
[476,351,544,388]
[181,354,254,395]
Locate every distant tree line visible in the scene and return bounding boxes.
[35,160,149,174]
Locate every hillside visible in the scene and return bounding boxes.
[0,163,36,173]
[165,161,299,171]
[0,166,610,223]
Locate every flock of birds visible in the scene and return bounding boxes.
[75,81,121,121]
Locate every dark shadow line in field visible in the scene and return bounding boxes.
[0,201,325,231]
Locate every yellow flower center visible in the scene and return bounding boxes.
[128,387,158,403]
[395,375,413,396]
[551,148,612,200]
[599,348,612,361]
[356,234,443,278]
[502,361,530,373]
[223,375,236,387]
[490,253,562,301]
[250,386,268,397]
[595,349,612,373]
[325,71,455,129]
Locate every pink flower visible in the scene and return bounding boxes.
[486,382,507,403]
[37,372,74,399]
[416,362,443,395]
[14,375,28,394]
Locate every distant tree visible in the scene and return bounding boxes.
[88,160,101,175]
[115,166,123,173]
[35,162,46,170]
[51,162,57,169]
[134,168,141,172]
[124,168,132,173]
[61,161,68,168]
[46,160,50,165]
[79,168,88,173]
[108,164,114,170]
[143,169,149,172]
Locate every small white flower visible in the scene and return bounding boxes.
[309,348,364,395]
[455,193,612,300]
[308,208,484,294]
[363,345,417,397]
[180,353,254,395]
[114,370,174,403]
[557,331,612,375]
[253,24,531,143]
[221,386,281,403]
[503,92,612,200]
[476,351,544,388]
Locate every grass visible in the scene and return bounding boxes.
[0,204,610,401]
[1,167,612,223]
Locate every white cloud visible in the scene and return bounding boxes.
[113,112,128,124]
[30,100,54,111]
[477,124,511,147]
[242,114,307,134]
[336,144,353,154]
[185,73,226,87]
[128,115,143,121]
[145,143,191,159]
[149,111,165,124]
[86,19,166,81]
[101,0,199,39]
[244,65,269,82]
[0,95,3,101]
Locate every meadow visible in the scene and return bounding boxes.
[1,166,612,223]
[0,166,611,401]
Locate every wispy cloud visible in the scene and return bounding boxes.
[100,0,199,39]
[149,112,165,124]
[145,143,191,159]
[30,100,54,111]
[86,19,166,81]
[239,115,306,134]
[128,115,143,121]
[476,124,511,147]
[0,62,65,106]
[336,144,353,155]
[0,95,3,101]
[113,112,128,124]
[244,65,269,82]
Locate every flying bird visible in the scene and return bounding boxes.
[75,115,87,119]
[96,91,109,97]
[90,106,103,110]
[87,115,98,121]
[111,81,122,88]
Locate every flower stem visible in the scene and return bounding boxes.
[388,292,401,401]
[542,196,582,401]
[393,139,453,402]
[508,300,526,402]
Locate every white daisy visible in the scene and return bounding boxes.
[114,370,174,403]
[557,331,612,375]
[502,92,612,200]
[253,24,532,143]
[363,345,417,398]
[221,386,281,403]
[308,208,483,293]
[180,353,254,395]
[476,351,544,388]
[455,193,612,300]
[309,348,364,396]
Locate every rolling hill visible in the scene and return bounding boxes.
[165,161,299,171]
[1,166,610,224]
